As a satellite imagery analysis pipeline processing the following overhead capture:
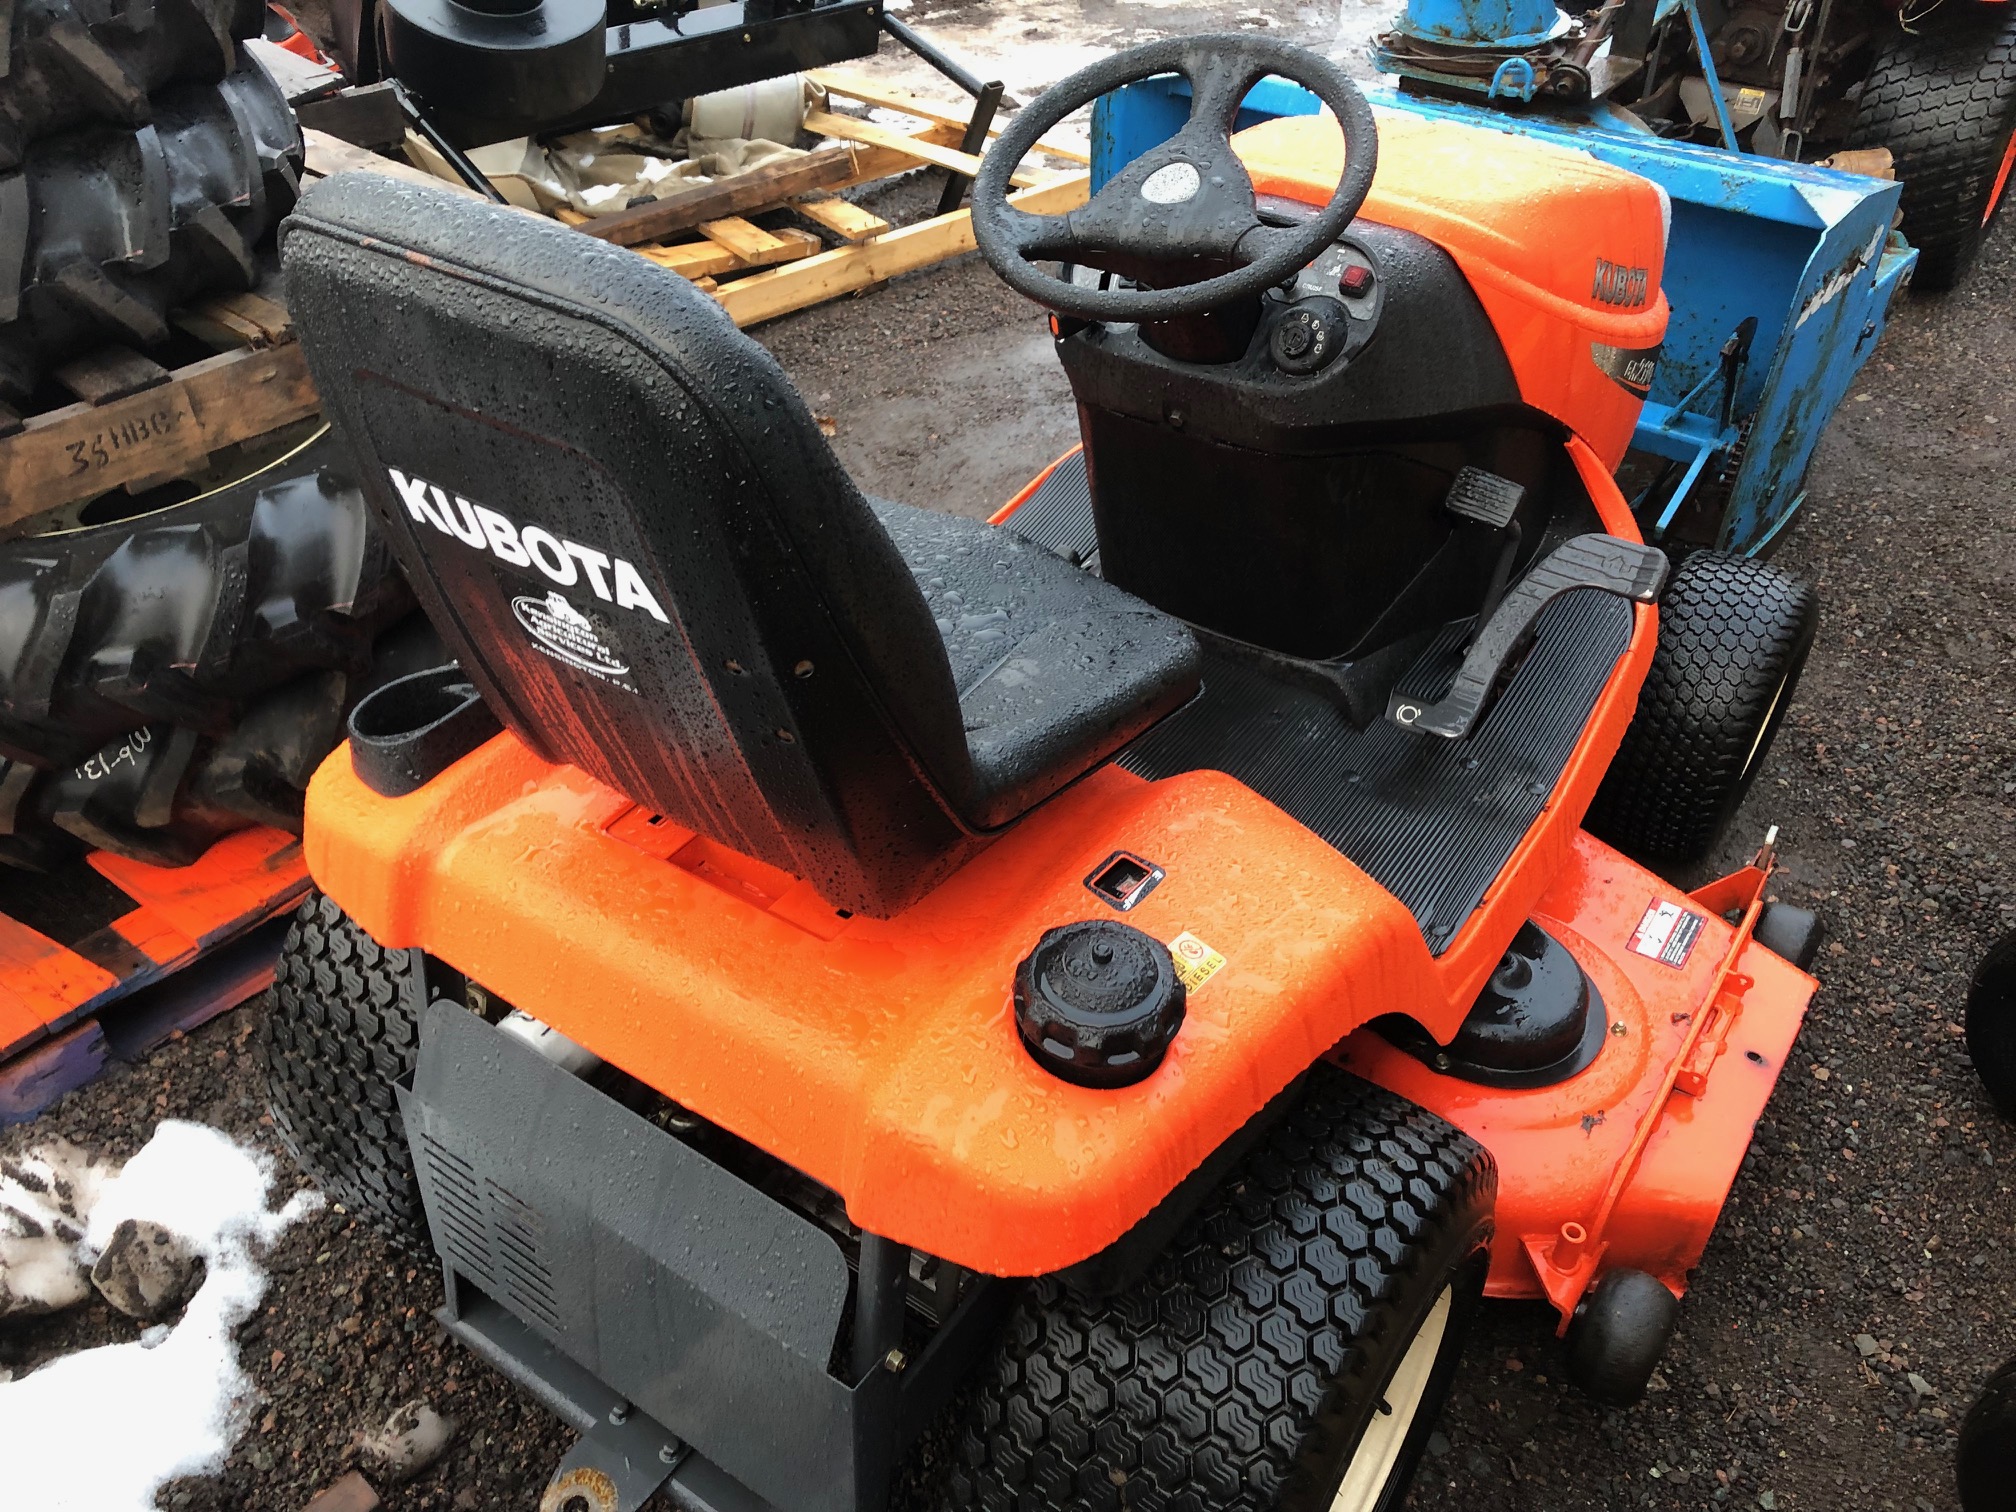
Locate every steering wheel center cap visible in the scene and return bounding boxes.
[1140,160,1203,205]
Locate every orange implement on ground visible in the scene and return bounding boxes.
[0,828,310,1120]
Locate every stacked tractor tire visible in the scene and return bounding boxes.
[0,0,302,399]
[0,3,428,874]
[0,437,427,872]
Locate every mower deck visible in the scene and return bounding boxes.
[1340,830,1815,1311]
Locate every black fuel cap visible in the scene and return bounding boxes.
[1013,920,1186,1088]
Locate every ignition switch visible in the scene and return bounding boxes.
[1270,297,1349,376]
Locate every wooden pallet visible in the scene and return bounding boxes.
[0,290,319,532]
[301,70,1091,331]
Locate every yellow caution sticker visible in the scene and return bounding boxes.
[1168,931,1228,992]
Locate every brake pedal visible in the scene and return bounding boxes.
[1442,466,1525,530]
[1388,534,1668,740]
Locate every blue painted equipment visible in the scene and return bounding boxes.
[1090,75,1915,555]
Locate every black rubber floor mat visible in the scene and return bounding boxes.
[1121,592,1635,954]
[1006,451,1098,567]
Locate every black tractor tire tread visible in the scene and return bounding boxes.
[1847,4,2016,291]
[0,437,411,769]
[948,1066,1496,1512]
[0,435,418,870]
[261,891,431,1245]
[1959,1353,2016,1511]
[2,52,302,398]
[1586,550,1817,866]
[0,0,265,167]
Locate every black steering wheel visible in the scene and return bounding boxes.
[971,36,1379,323]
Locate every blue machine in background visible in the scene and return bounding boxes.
[1091,73,1915,556]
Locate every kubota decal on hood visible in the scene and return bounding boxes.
[386,468,671,625]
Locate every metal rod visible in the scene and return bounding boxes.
[1680,0,1742,153]
[936,78,1004,215]
[881,12,987,98]
[851,1233,910,1382]
[391,82,508,204]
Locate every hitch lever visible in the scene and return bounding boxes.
[1387,534,1668,740]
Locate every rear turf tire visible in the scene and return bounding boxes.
[1959,1355,2016,1511]
[947,1067,1496,1512]
[260,892,431,1246]
[1586,550,1817,867]
[1847,3,2016,293]
[1966,929,2016,1122]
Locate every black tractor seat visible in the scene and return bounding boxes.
[280,175,1200,917]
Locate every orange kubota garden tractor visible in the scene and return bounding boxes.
[260,36,1827,1512]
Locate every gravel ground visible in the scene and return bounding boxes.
[5,13,2014,1512]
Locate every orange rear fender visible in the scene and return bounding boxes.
[307,743,1463,1274]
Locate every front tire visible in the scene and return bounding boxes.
[1586,551,1817,867]
[1847,3,2016,292]
[947,1068,1496,1512]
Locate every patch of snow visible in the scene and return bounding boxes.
[0,1142,117,1317]
[0,1122,321,1512]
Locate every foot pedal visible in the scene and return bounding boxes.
[1388,534,1667,740]
[1444,467,1525,530]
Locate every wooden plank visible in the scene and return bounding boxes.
[829,123,969,188]
[302,127,485,197]
[0,1019,108,1127]
[714,172,1089,329]
[794,195,890,242]
[53,347,173,406]
[199,289,293,343]
[635,242,746,279]
[635,226,821,279]
[811,68,1094,165]
[579,148,860,247]
[173,303,269,349]
[802,109,1047,188]
[698,216,788,261]
[0,344,319,527]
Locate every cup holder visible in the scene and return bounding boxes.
[348,663,502,798]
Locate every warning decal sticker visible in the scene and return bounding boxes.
[1629,898,1706,969]
[1168,931,1227,993]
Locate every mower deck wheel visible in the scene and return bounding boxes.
[260,892,430,1246]
[1752,903,1825,972]
[1959,1354,2016,1511]
[1585,550,1817,867]
[1564,1267,1680,1408]
[947,1067,1496,1512]
[1965,929,2016,1122]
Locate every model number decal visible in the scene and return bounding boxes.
[1592,258,1651,308]
[1629,898,1705,968]
[1592,342,1662,398]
